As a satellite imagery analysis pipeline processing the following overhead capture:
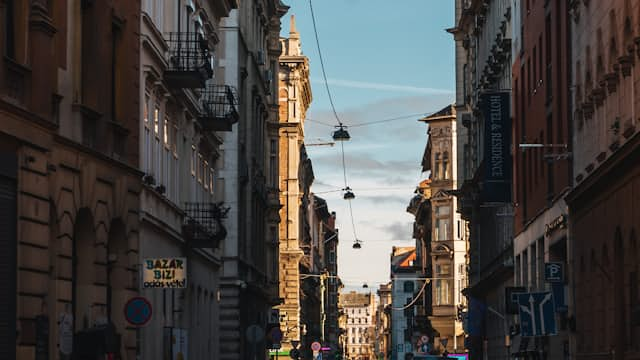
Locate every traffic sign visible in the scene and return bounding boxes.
[516,292,557,336]
[124,297,152,326]
[544,262,564,282]
[311,341,321,352]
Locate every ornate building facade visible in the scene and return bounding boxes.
[340,291,376,360]
[217,1,289,359]
[277,14,313,356]
[448,1,514,358]
[568,1,640,359]
[419,105,468,354]
[138,1,237,358]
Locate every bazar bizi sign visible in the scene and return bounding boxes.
[143,258,187,288]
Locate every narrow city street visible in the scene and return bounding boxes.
[1,1,640,360]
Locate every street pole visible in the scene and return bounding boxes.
[321,272,326,344]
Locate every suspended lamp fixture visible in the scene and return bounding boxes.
[343,187,355,200]
[332,124,351,141]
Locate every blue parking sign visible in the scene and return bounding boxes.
[544,262,564,282]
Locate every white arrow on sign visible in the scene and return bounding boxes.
[538,292,553,335]
[519,294,536,335]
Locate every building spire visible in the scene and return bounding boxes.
[290,14,297,35]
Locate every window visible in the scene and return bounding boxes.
[154,106,160,136]
[443,151,449,179]
[197,153,203,183]
[209,168,214,194]
[203,161,209,190]
[434,279,451,305]
[191,145,196,176]
[435,218,450,241]
[164,117,169,147]
[144,97,150,126]
[436,264,451,275]
[435,205,451,216]
[403,281,414,293]
[433,153,441,179]
[269,139,277,186]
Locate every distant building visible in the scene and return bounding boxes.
[340,291,376,360]
[390,246,419,360]
[375,283,393,360]
[418,105,468,354]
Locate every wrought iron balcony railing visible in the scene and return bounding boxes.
[165,32,214,89]
[198,84,239,131]
[182,202,229,248]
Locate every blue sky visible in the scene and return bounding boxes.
[282,0,455,291]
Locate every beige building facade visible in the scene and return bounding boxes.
[138,1,238,358]
[420,106,468,354]
[278,14,313,354]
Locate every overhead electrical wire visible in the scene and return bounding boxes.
[308,0,362,247]
[308,0,343,127]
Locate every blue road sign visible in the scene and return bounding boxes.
[124,297,153,326]
[544,262,564,282]
[516,292,557,336]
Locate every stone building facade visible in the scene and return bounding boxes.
[375,282,392,360]
[138,1,237,358]
[1,1,142,359]
[448,0,514,358]
[277,14,313,355]
[419,105,468,354]
[567,1,640,359]
[217,1,289,359]
[510,0,573,358]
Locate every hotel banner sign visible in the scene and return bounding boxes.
[143,258,187,288]
[480,91,512,203]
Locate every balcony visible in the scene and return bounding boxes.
[165,32,213,89]
[182,202,229,248]
[198,84,239,131]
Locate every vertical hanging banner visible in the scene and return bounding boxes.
[480,91,512,203]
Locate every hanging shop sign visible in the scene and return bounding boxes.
[480,91,512,203]
[143,258,187,289]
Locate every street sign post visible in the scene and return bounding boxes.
[516,292,557,336]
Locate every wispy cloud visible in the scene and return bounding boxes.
[312,78,454,95]
[380,221,413,240]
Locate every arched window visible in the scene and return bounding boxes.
[442,152,449,179]
[433,153,441,179]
